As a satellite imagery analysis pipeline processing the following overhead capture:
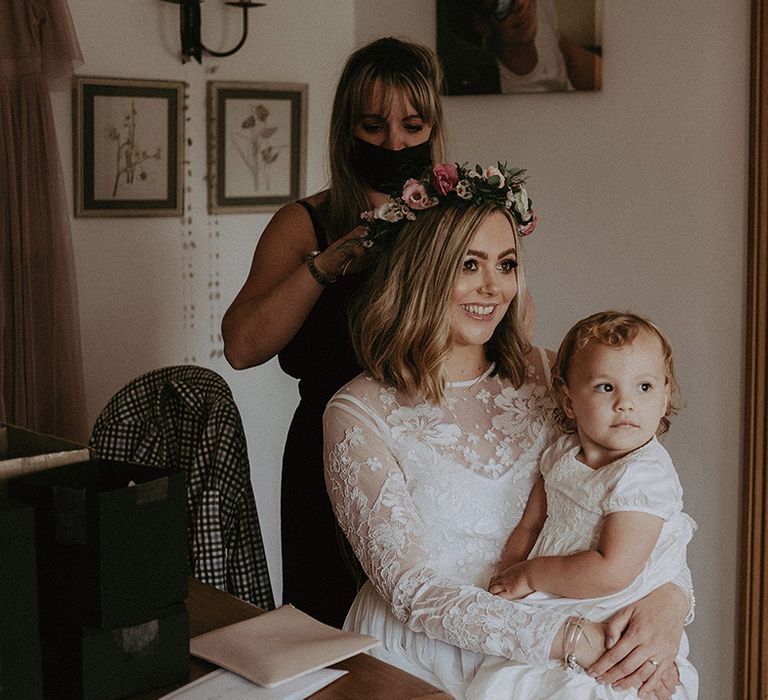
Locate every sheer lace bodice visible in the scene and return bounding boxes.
[323,348,567,665]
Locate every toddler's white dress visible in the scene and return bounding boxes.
[322,349,694,699]
[466,434,698,699]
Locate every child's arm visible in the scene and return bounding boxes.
[492,477,547,576]
[490,511,664,599]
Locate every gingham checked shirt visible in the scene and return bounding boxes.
[90,365,274,609]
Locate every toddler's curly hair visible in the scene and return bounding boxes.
[551,310,681,435]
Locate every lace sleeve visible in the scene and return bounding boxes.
[323,391,568,666]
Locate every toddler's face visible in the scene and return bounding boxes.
[561,330,670,468]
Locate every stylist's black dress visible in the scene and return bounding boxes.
[278,201,365,627]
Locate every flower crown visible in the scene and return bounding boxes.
[359,162,537,247]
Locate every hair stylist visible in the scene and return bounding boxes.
[222,38,446,627]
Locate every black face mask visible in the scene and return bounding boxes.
[351,138,432,192]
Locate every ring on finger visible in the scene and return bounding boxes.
[341,258,353,276]
[648,659,659,668]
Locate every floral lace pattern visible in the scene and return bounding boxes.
[323,350,568,665]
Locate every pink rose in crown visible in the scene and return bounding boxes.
[432,163,459,195]
[401,178,435,210]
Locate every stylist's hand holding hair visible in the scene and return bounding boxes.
[221,38,446,627]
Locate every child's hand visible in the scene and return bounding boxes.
[488,562,534,600]
[492,554,520,578]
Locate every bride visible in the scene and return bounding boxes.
[322,162,692,699]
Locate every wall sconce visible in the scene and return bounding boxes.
[161,0,266,64]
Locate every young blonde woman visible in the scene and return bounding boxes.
[222,38,446,626]
[323,164,693,699]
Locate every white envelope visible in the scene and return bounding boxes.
[189,604,379,688]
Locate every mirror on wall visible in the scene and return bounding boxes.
[437,0,602,95]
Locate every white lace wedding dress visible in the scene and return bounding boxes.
[323,348,693,699]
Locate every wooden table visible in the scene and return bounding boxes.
[130,578,451,699]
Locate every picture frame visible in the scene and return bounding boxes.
[207,81,307,214]
[72,76,185,218]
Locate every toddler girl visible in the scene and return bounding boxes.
[468,310,698,699]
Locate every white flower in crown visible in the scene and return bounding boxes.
[483,165,505,187]
[455,179,473,199]
[510,187,531,219]
[403,204,418,221]
[374,200,404,223]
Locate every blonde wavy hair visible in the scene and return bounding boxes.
[551,310,681,435]
[351,201,529,404]
[325,37,446,239]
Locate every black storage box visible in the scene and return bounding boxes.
[41,603,190,700]
[8,458,188,628]
[0,497,43,699]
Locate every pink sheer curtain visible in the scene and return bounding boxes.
[0,0,88,442]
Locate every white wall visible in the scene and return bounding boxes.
[56,2,747,697]
[358,3,748,697]
[55,0,355,612]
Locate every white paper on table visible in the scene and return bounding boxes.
[189,605,378,688]
[160,667,348,700]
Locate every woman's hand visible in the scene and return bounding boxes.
[313,226,376,279]
[586,584,687,698]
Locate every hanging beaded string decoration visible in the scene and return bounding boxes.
[180,82,198,364]
[207,214,223,359]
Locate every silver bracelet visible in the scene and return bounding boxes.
[305,250,337,285]
[564,616,587,672]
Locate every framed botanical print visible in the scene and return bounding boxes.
[72,76,185,217]
[206,81,307,214]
